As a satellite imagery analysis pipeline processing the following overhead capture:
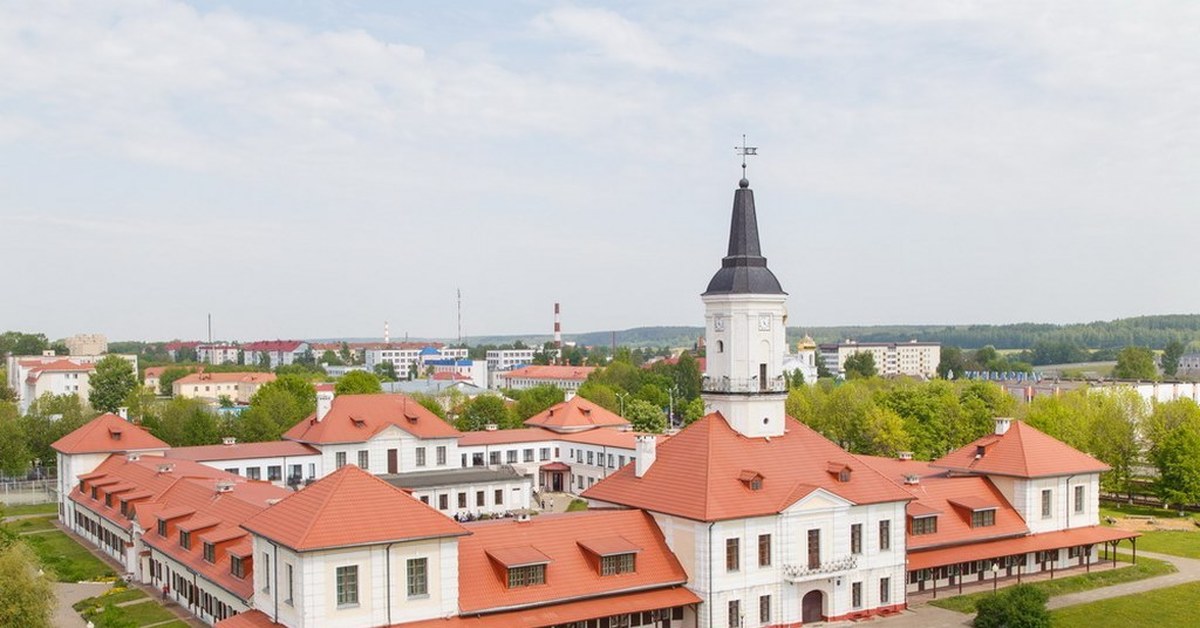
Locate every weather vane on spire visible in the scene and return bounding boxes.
[735,134,757,185]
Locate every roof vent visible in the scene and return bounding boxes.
[266,498,282,506]
[156,463,175,474]
[216,481,235,493]
[517,513,532,523]
[898,451,914,461]
[975,445,987,459]
[352,417,367,427]
[904,474,920,485]
[222,437,237,446]
[126,453,141,462]
[485,423,498,432]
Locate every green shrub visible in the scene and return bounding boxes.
[974,584,1050,628]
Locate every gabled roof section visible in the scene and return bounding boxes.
[583,414,911,521]
[165,441,318,462]
[457,510,688,614]
[239,465,468,552]
[175,372,276,386]
[52,413,170,454]
[499,365,597,382]
[524,396,629,432]
[282,393,461,444]
[931,421,1110,478]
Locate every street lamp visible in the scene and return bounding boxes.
[992,562,1000,592]
[616,392,629,418]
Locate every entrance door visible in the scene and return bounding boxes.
[802,590,824,623]
[387,449,398,474]
[552,473,563,492]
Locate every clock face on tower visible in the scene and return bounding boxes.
[758,314,771,331]
[713,316,725,332]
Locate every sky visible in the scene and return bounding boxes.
[2,1,1198,342]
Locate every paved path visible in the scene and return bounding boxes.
[53,582,109,628]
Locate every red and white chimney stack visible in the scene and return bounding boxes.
[554,302,562,349]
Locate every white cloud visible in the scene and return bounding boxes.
[533,6,689,72]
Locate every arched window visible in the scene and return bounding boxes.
[716,340,724,353]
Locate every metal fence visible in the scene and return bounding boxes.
[0,478,58,506]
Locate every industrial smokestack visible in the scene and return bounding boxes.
[554,302,562,349]
[384,320,390,344]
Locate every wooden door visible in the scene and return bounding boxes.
[387,449,398,474]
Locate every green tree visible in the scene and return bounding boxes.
[785,369,806,389]
[0,404,31,476]
[1113,346,1157,380]
[513,385,565,420]
[20,393,94,468]
[1162,340,1186,378]
[682,397,706,424]
[0,331,49,357]
[625,399,667,433]
[158,366,192,397]
[89,355,137,413]
[374,362,399,382]
[937,346,966,379]
[576,381,620,414]
[409,393,447,420]
[334,371,382,395]
[1148,400,1200,513]
[458,395,515,431]
[973,583,1050,628]
[843,352,877,379]
[320,350,344,366]
[0,542,55,628]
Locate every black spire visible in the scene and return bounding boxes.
[703,178,786,295]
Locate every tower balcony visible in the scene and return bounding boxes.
[701,375,787,394]
[782,555,859,583]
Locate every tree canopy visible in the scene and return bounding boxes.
[89,355,137,413]
[973,584,1050,628]
[457,395,517,431]
[334,371,382,395]
[1113,346,1157,380]
[843,352,877,379]
[0,542,55,628]
[625,398,667,433]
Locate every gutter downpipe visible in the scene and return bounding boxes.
[708,521,716,628]
[386,542,396,625]
[273,543,279,624]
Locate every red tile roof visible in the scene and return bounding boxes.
[456,510,689,614]
[932,421,1111,478]
[26,359,95,382]
[524,396,629,432]
[165,441,319,462]
[283,393,461,444]
[215,611,281,628]
[239,465,468,552]
[51,414,170,454]
[458,428,559,447]
[432,372,473,381]
[499,365,596,382]
[907,526,1140,571]
[583,414,912,521]
[559,429,663,450]
[856,455,1028,550]
[174,372,276,386]
[241,340,305,352]
[399,587,701,628]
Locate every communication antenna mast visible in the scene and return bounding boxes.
[457,288,463,345]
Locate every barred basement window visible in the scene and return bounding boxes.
[507,564,546,588]
[600,553,635,575]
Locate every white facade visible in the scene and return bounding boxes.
[65,333,108,356]
[205,454,323,487]
[317,427,460,476]
[409,477,532,518]
[987,473,1101,534]
[7,353,138,411]
[820,341,941,379]
[485,349,536,371]
[702,293,790,439]
[364,347,469,378]
[198,345,241,365]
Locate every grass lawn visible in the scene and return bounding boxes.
[1129,530,1200,559]
[1050,580,1200,627]
[1100,503,1198,521]
[22,530,115,582]
[73,587,149,612]
[928,554,1175,614]
[82,599,177,627]
[7,515,58,533]
[1,502,58,517]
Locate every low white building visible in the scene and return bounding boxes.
[495,364,596,394]
[364,345,469,378]
[173,372,277,404]
[7,353,138,412]
[819,340,941,379]
[165,439,323,487]
[198,344,241,365]
[485,348,537,372]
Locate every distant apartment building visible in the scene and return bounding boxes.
[485,348,537,371]
[173,372,277,404]
[363,344,469,377]
[196,343,240,365]
[495,364,596,393]
[65,333,108,356]
[424,358,488,389]
[241,340,310,369]
[819,340,941,378]
[1179,352,1200,377]
[164,341,200,361]
[6,353,138,412]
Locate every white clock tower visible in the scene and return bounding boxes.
[701,175,788,438]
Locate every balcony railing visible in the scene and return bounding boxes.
[701,375,787,394]
[782,555,858,582]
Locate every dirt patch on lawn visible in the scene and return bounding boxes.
[1109,516,1200,532]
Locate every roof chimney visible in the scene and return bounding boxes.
[216,481,235,493]
[222,437,237,446]
[897,451,914,461]
[635,435,657,478]
[126,453,141,462]
[117,407,129,420]
[485,423,498,432]
[316,389,334,422]
[903,474,920,485]
[994,417,1013,435]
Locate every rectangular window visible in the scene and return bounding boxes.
[539,447,550,461]
[458,493,467,508]
[262,552,271,592]
[1074,485,1085,514]
[726,538,740,572]
[1042,489,1053,518]
[880,577,890,604]
[336,565,359,606]
[439,494,449,510]
[490,451,501,465]
[912,516,938,535]
[972,509,996,528]
[758,534,771,567]
[507,450,518,464]
[231,556,245,579]
[587,451,594,465]
[158,519,168,537]
[851,523,863,554]
[879,519,891,551]
[203,543,215,563]
[179,530,191,550]
[601,553,636,575]
[494,489,503,505]
[523,449,534,462]
[359,450,370,469]
[852,581,863,608]
[476,491,485,507]
[407,558,428,597]
[436,446,447,466]
[507,564,546,588]
[728,600,741,628]
[285,564,294,605]
[607,453,614,468]
[246,467,261,480]
[268,465,282,481]
[807,529,821,569]
[335,451,347,469]
[759,595,771,624]
[415,448,426,467]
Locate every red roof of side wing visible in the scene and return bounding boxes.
[583,414,912,521]
[931,421,1110,478]
[51,413,170,454]
[239,465,468,552]
[282,393,461,444]
[524,396,629,431]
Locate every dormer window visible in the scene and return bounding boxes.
[738,470,764,491]
[839,469,850,482]
[203,543,215,563]
[104,494,112,507]
[601,553,636,576]
[351,417,366,428]
[179,530,191,550]
[507,564,546,588]
[911,515,938,535]
[90,487,98,499]
[157,519,168,537]
[119,501,128,516]
[231,556,245,579]
[826,462,852,483]
[971,509,996,528]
